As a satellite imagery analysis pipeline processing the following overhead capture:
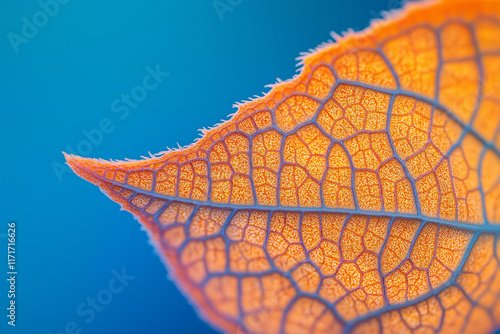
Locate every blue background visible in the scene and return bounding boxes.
[1,0,396,333]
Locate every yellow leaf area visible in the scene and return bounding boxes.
[66,0,500,333]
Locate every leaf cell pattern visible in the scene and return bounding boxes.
[66,0,500,333]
